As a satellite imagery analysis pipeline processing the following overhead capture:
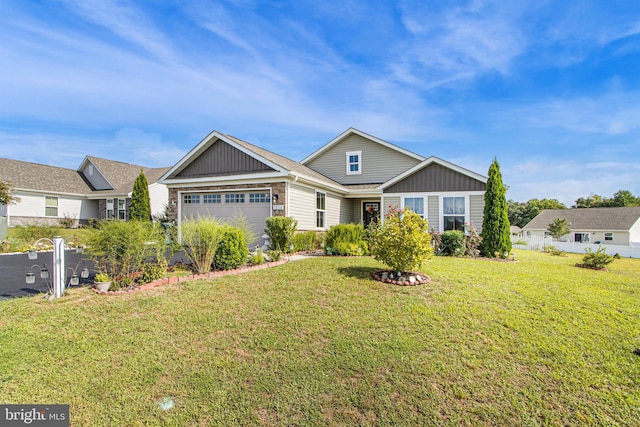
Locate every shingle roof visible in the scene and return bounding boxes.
[89,165,171,197]
[224,134,346,191]
[523,207,640,231]
[0,158,93,195]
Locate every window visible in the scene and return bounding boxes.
[203,194,221,204]
[118,199,126,220]
[249,193,269,203]
[346,151,362,175]
[45,196,58,217]
[316,191,326,228]
[225,193,244,203]
[443,196,465,231]
[404,197,424,218]
[604,232,613,241]
[574,233,590,243]
[183,194,200,204]
[106,198,114,219]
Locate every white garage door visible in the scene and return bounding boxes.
[181,191,271,246]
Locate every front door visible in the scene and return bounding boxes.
[363,202,380,227]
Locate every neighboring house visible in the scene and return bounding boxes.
[160,128,488,245]
[0,157,170,227]
[522,207,640,246]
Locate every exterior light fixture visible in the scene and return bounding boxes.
[26,272,35,284]
[81,267,90,279]
[28,249,37,260]
[272,193,279,203]
[40,265,49,279]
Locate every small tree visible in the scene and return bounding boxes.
[480,158,512,257]
[264,216,297,252]
[129,170,151,221]
[547,217,571,240]
[368,206,433,272]
[0,180,19,205]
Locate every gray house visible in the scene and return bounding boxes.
[160,128,488,243]
[523,207,640,246]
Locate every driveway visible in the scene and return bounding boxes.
[0,250,95,301]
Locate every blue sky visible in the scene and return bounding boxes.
[1,0,639,206]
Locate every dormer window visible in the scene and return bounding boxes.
[346,150,362,175]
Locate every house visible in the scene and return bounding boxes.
[160,128,488,245]
[0,156,170,227]
[522,207,640,246]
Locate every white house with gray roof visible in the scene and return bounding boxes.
[522,207,640,246]
[0,156,170,227]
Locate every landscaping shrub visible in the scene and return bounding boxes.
[440,230,465,256]
[85,220,166,288]
[248,248,265,265]
[325,223,369,256]
[292,230,319,252]
[368,206,433,272]
[181,217,225,274]
[214,226,248,270]
[464,223,482,258]
[581,246,614,269]
[140,259,168,284]
[265,216,297,252]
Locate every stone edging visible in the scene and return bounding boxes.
[371,270,431,286]
[93,258,289,296]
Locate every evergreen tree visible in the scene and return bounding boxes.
[480,158,512,257]
[129,170,151,221]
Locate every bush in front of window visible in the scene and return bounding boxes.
[439,230,465,256]
[368,206,433,273]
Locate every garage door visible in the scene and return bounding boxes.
[181,191,271,247]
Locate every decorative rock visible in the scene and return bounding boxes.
[409,276,416,284]
[381,272,388,280]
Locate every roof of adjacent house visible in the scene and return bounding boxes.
[85,156,170,197]
[0,157,93,195]
[523,207,640,231]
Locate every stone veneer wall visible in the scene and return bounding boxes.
[168,182,287,221]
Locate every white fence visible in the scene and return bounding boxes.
[511,236,640,259]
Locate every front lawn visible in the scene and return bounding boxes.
[0,251,638,425]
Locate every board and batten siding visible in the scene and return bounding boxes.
[385,163,486,193]
[173,139,275,179]
[304,134,422,185]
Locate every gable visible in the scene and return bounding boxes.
[384,163,486,193]
[303,132,423,185]
[172,139,276,179]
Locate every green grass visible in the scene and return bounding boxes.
[0,250,638,426]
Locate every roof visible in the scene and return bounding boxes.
[88,165,171,197]
[0,157,93,195]
[300,127,425,165]
[523,207,640,231]
[161,131,347,192]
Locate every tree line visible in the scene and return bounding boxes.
[508,190,640,228]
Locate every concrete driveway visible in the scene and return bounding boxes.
[0,250,95,301]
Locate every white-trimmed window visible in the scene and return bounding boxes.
[604,232,613,241]
[404,197,424,218]
[183,194,200,204]
[346,150,362,175]
[118,199,126,220]
[249,193,269,203]
[45,196,58,217]
[225,193,245,203]
[316,191,326,228]
[443,196,465,231]
[106,198,115,219]
[575,233,590,243]
[203,194,221,204]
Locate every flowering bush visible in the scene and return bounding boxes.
[368,206,433,272]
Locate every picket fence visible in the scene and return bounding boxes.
[511,235,640,259]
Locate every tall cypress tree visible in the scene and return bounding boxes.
[129,170,151,221]
[480,158,512,257]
